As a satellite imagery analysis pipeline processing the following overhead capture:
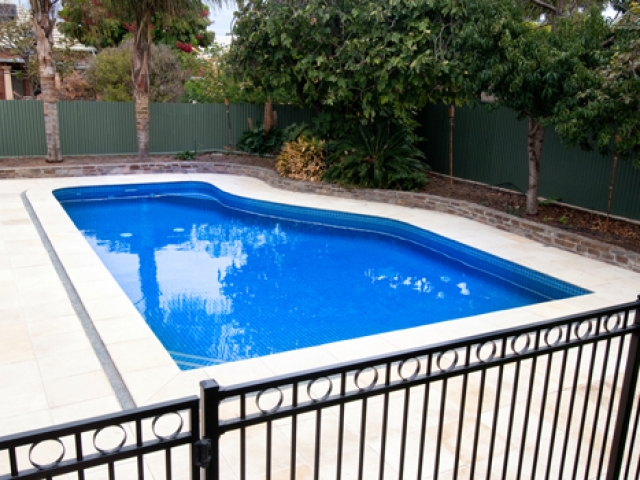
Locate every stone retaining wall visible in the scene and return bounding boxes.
[5,159,639,273]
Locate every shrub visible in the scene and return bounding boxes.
[323,118,430,191]
[276,136,326,182]
[236,122,285,155]
[175,150,196,160]
[87,40,184,102]
[282,122,312,143]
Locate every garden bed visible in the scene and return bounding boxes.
[425,174,640,254]
[2,152,638,255]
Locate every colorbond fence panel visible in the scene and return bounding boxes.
[420,104,640,221]
[150,103,314,154]
[58,101,137,156]
[0,100,46,157]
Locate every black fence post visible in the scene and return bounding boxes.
[200,379,220,480]
[606,296,640,480]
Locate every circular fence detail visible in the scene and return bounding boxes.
[574,319,593,340]
[152,412,184,441]
[511,333,531,356]
[604,314,623,333]
[256,387,284,415]
[398,358,421,382]
[307,377,333,403]
[29,438,66,471]
[476,341,497,363]
[544,326,563,348]
[436,350,459,373]
[354,367,379,392]
[93,424,127,455]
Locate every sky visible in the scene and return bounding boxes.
[209,4,236,45]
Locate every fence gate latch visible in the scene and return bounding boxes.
[193,438,212,469]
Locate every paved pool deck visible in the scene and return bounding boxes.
[0,173,638,478]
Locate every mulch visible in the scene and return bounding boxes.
[3,152,638,254]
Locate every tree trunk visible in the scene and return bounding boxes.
[526,116,545,215]
[132,15,152,160]
[263,97,273,134]
[32,0,62,163]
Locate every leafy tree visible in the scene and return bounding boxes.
[31,0,62,162]
[83,0,225,159]
[0,18,39,96]
[553,3,640,226]
[555,3,640,166]
[228,0,464,137]
[86,40,185,102]
[57,0,214,50]
[459,0,609,215]
[518,0,608,25]
[183,43,296,104]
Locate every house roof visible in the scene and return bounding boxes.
[0,51,24,64]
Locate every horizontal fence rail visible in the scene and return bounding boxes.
[201,299,640,480]
[0,397,199,480]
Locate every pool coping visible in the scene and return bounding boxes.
[25,173,640,408]
[4,159,639,273]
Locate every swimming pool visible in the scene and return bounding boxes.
[54,181,589,370]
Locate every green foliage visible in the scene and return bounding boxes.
[538,197,561,206]
[283,123,312,143]
[460,1,609,123]
[228,0,466,135]
[86,46,131,101]
[554,3,640,167]
[57,0,214,50]
[276,136,326,182]
[236,123,286,156]
[0,18,38,94]
[323,118,430,191]
[182,43,296,104]
[86,40,184,101]
[503,203,524,217]
[175,150,196,160]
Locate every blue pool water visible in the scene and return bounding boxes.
[55,182,589,370]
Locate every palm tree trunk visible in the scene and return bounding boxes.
[32,0,62,163]
[526,116,545,215]
[132,14,152,160]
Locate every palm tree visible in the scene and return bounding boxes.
[105,0,226,159]
[31,0,62,163]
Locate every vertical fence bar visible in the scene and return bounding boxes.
[190,403,200,480]
[606,297,640,480]
[200,379,221,480]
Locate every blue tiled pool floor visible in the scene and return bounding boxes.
[55,181,588,370]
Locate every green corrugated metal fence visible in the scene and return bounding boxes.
[0,100,46,157]
[150,103,315,154]
[58,101,137,156]
[419,104,640,221]
[1,101,315,158]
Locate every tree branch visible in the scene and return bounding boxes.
[528,0,558,14]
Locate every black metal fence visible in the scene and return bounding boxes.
[0,397,199,480]
[201,299,640,480]
[2,298,639,480]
